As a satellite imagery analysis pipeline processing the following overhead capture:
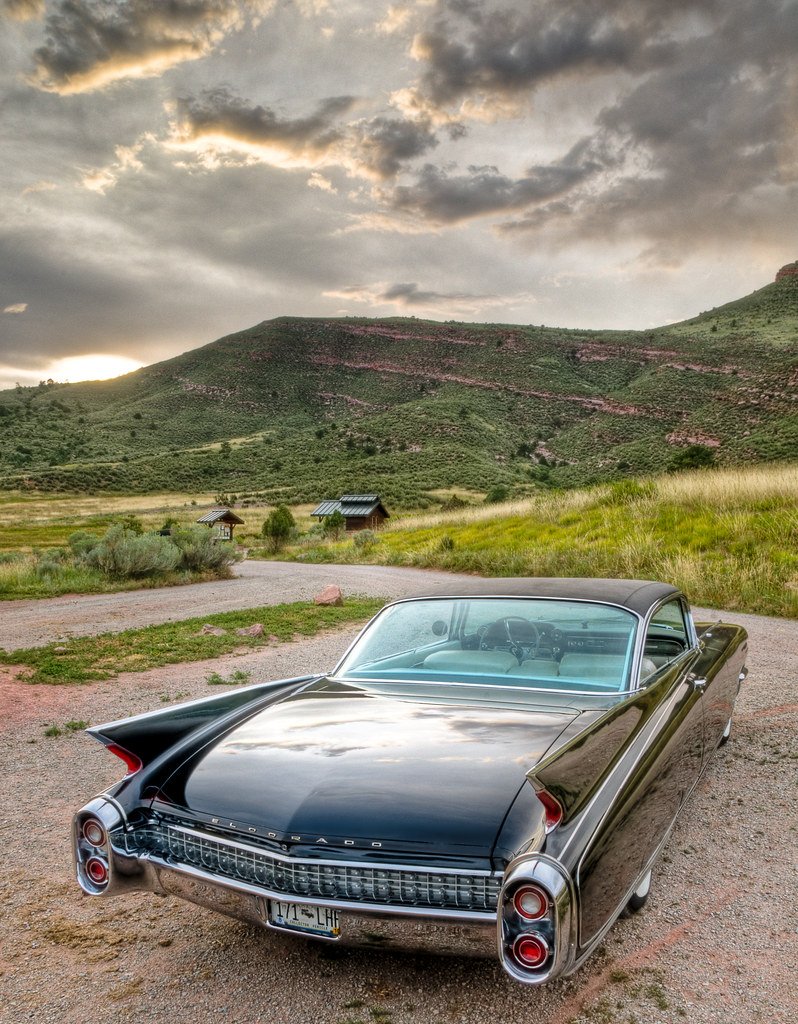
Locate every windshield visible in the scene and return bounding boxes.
[335,597,639,694]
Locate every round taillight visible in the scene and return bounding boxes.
[86,857,108,885]
[82,819,106,847]
[512,933,550,969]
[512,884,548,921]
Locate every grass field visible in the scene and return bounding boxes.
[275,464,798,619]
[1,598,384,685]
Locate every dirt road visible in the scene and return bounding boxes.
[0,582,796,1024]
[0,561,460,650]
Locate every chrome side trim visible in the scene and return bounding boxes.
[329,676,636,698]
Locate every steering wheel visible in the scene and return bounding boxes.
[479,617,540,662]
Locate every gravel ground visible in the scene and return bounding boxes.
[0,561,461,651]
[0,592,796,1024]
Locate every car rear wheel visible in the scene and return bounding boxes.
[626,869,652,913]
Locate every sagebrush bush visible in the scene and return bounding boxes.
[170,525,241,573]
[68,531,99,558]
[86,525,181,578]
[35,557,63,579]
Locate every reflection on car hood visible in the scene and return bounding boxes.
[158,678,577,856]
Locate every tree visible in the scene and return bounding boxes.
[261,504,296,552]
[669,444,717,472]
[323,509,347,539]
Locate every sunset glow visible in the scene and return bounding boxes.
[48,354,144,383]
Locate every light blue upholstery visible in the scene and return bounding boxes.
[558,653,627,680]
[505,660,560,678]
[422,650,518,675]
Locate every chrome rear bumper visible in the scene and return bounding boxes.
[156,863,497,957]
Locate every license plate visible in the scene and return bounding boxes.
[268,900,340,938]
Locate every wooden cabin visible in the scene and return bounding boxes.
[311,494,390,532]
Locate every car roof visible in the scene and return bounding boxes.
[390,577,681,616]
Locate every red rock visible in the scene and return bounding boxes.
[314,585,344,606]
[775,261,798,281]
[236,623,265,637]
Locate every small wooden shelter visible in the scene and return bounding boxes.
[311,494,389,532]
[196,507,244,541]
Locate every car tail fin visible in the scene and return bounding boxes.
[87,676,315,769]
[525,698,647,823]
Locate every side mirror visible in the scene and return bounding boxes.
[431,620,448,637]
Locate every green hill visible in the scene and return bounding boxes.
[1,267,796,507]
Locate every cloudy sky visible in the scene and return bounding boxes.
[1,0,796,388]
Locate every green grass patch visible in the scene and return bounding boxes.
[1,598,384,685]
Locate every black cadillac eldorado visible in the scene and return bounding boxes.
[73,578,748,984]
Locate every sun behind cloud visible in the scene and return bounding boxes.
[48,353,144,382]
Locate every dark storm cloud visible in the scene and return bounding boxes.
[348,115,439,179]
[409,0,674,112]
[172,89,447,180]
[326,280,510,312]
[497,1,798,254]
[387,140,604,224]
[364,282,493,305]
[29,0,271,93]
[173,87,356,161]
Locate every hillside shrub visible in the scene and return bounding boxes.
[484,484,510,504]
[262,505,296,552]
[86,526,180,578]
[669,445,716,472]
[440,494,469,511]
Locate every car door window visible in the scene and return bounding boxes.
[641,599,688,680]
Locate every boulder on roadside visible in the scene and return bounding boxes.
[314,585,344,606]
[236,623,265,637]
[199,624,227,636]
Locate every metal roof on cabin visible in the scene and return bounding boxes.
[340,501,381,517]
[311,500,342,517]
[195,507,244,525]
[311,495,389,519]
